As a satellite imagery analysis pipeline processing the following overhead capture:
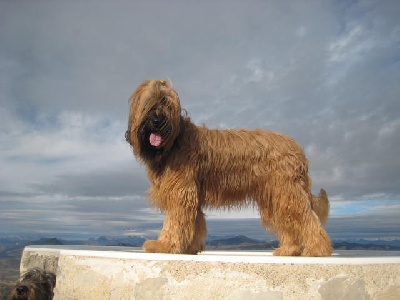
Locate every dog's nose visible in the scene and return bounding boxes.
[152,116,160,127]
[16,285,28,295]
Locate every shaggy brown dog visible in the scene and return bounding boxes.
[7,268,56,300]
[126,79,332,256]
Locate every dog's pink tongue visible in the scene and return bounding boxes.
[149,133,162,147]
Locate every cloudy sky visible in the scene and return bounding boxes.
[1,0,399,241]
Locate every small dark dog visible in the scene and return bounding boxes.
[7,268,56,300]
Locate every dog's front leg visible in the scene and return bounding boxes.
[143,174,206,254]
[143,207,200,254]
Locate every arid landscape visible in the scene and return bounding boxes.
[0,247,21,300]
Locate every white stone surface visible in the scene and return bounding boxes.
[24,245,400,264]
[20,246,400,300]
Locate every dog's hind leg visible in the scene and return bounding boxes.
[257,187,302,256]
[270,182,332,257]
[300,210,333,257]
[271,223,303,257]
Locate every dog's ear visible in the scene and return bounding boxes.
[181,109,188,117]
[125,129,131,145]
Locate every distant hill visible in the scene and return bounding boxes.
[1,235,400,256]
[206,235,280,250]
[333,241,400,251]
[207,235,261,246]
[205,236,400,251]
[28,238,64,246]
[337,239,400,248]
[86,236,146,247]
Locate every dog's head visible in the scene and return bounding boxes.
[126,80,182,163]
[8,268,56,300]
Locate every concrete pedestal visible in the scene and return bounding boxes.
[20,246,400,300]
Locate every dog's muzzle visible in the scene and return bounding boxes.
[142,110,169,148]
[16,285,29,296]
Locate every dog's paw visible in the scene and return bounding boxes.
[273,246,302,256]
[143,240,201,254]
[302,245,333,257]
[183,244,204,255]
[143,240,162,253]
[143,240,177,253]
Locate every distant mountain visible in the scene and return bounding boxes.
[87,236,117,246]
[27,238,64,246]
[86,235,145,247]
[207,235,263,247]
[206,236,400,251]
[340,239,400,248]
[334,241,400,251]
[207,236,279,250]
[0,237,31,246]
[1,235,400,256]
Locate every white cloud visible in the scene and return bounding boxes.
[5,110,127,163]
[0,109,134,197]
[295,26,307,38]
[379,119,400,138]
[245,59,275,83]
[325,25,375,86]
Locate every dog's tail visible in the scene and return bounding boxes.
[310,189,330,225]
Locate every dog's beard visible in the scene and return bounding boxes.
[138,109,173,159]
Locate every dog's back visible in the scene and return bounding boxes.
[182,125,311,208]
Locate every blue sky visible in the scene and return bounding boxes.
[1,0,399,241]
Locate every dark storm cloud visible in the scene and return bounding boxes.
[35,163,149,198]
[0,0,399,237]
